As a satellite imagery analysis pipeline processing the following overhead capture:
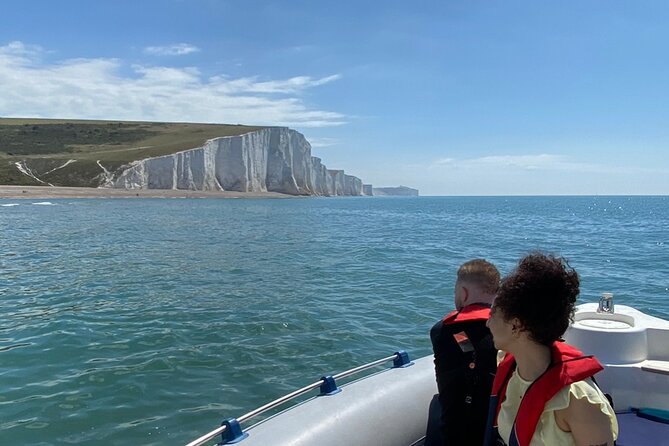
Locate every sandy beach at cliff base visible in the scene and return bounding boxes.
[0,185,295,199]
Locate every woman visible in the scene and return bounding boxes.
[484,253,618,446]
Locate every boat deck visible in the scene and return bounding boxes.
[617,412,669,446]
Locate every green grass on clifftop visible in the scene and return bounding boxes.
[0,118,266,186]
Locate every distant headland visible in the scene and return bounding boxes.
[371,186,419,196]
[0,118,417,197]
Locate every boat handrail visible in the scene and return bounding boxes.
[184,350,412,446]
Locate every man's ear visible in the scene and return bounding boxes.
[461,285,469,304]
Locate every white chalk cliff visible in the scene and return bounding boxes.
[110,127,364,196]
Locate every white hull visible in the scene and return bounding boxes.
[241,356,436,446]
[187,303,669,446]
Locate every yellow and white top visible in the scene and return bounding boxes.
[497,369,619,446]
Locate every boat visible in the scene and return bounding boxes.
[185,295,669,446]
[563,297,669,445]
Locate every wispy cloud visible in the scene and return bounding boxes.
[433,157,455,166]
[143,43,201,56]
[0,41,345,128]
[431,153,667,175]
[469,154,564,170]
[279,44,318,54]
[308,137,339,148]
[1,41,44,57]
[210,74,342,95]
[433,153,571,170]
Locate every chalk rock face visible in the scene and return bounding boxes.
[309,157,330,196]
[327,170,345,196]
[111,127,364,196]
[344,174,363,196]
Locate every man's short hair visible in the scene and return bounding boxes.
[457,259,500,294]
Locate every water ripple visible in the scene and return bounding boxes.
[0,196,667,444]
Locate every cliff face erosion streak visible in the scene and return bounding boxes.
[109,127,364,196]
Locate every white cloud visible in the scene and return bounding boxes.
[431,154,566,170]
[434,157,455,165]
[0,41,44,58]
[472,154,563,170]
[430,154,565,170]
[430,153,580,171]
[431,153,630,173]
[209,74,341,95]
[308,137,339,148]
[0,41,345,128]
[143,43,201,56]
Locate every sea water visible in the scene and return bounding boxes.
[1,196,667,445]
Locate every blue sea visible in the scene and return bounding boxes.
[1,196,668,445]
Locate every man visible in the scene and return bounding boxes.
[426,259,500,446]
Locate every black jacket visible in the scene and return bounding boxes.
[430,316,497,446]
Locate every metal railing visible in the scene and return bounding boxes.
[184,351,411,446]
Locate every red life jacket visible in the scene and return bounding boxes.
[486,341,603,446]
[443,303,491,325]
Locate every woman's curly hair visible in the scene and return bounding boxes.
[494,252,580,346]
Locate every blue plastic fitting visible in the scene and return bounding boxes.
[636,408,669,424]
[393,350,414,368]
[319,375,342,395]
[217,418,249,444]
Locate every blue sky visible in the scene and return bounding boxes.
[1,1,668,195]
